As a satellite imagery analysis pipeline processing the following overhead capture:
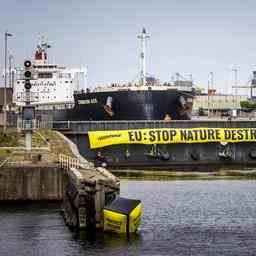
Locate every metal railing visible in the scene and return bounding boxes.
[17,119,54,130]
[15,92,39,103]
[59,153,80,171]
[36,120,53,129]
[51,120,181,132]
[49,119,256,133]
[17,119,37,131]
[15,119,256,133]
[52,121,70,130]
[0,159,8,168]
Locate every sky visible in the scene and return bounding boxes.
[1,0,256,95]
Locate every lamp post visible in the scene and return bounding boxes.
[208,72,213,118]
[8,54,14,88]
[207,80,210,118]
[232,68,238,108]
[210,72,214,116]
[3,30,13,131]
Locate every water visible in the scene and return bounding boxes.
[0,180,256,256]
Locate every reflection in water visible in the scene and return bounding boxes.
[0,180,256,256]
[75,230,142,254]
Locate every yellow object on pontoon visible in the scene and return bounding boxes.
[103,197,142,234]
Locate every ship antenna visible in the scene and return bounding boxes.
[38,33,51,64]
[137,27,150,86]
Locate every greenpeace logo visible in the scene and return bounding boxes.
[98,134,121,140]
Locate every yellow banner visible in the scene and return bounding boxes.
[88,127,256,149]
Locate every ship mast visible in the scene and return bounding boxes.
[35,34,51,65]
[137,28,150,86]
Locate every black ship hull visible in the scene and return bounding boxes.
[52,90,194,121]
[73,90,193,120]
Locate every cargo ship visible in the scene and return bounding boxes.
[14,29,194,121]
[71,28,194,121]
[13,35,87,108]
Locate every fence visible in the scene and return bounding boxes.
[0,113,3,126]
[13,118,256,134]
[17,119,53,130]
[59,153,80,171]
[0,159,8,168]
[48,119,256,133]
[36,120,53,129]
[17,119,37,131]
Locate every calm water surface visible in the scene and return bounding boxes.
[0,180,256,256]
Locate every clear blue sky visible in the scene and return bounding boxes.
[1,0,256,94]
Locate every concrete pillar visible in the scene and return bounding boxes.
[25,131,32,151]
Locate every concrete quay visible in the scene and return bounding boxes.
[62,166,119,229]
[0,164,63,201]
[0,129,120,230]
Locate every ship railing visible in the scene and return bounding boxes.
[15,92,39,103]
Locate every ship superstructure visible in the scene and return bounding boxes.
[13,36,87,106]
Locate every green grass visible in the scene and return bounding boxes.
[0,129,76,164]
[0,148,12,159]
[0,130,48,148]
[38,129,76,157]
[32,132,48,147]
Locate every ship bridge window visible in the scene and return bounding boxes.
[60,73,71,79]
[38,73,53,79]
[47,65,57,69]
